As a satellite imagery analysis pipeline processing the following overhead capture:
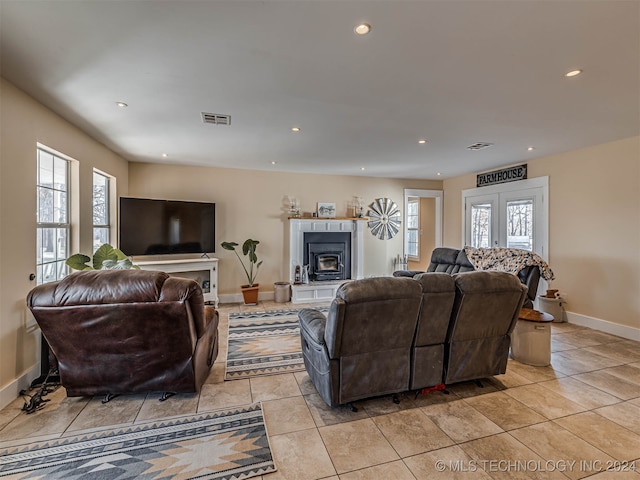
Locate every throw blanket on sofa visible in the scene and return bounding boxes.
[464,246,555,281]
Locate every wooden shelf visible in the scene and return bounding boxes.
[288,216,369,221]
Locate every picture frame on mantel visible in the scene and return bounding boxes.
[317,202,336,218]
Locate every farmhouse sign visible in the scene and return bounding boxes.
[477,164,527,187]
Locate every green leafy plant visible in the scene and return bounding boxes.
[66,244,140,271]
[221,239,262,287]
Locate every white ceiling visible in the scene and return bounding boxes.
[1,0,638,180]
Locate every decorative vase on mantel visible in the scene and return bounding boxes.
[241,284,260,305]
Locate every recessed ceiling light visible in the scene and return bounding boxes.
[418,139,427,144]
[161,153,168,158]
[527,146,535,151]
[291,127,300,132]
[115,101,128,108]
[437,172,441,176]
[271,161,277,165]
[565,69,583,77]
[354,23,371,35]
[361,167,365,171]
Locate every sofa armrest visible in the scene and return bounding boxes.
[298,308,327,346]
[203,305,218,332]
[392,270,424,278]
[518,266,540,308]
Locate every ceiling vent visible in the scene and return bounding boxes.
[466,142,494,151]
[202,112,231,126]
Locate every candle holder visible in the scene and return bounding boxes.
[288,197,301,217]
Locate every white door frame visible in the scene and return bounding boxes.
[461,176,549,259]
[404,189,443,257]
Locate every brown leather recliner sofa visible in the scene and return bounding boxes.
[27,269,219,399]
[298,271,526,408]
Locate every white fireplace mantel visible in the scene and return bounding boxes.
[288,218,365,303]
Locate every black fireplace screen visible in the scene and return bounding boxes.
[316,254,340,272]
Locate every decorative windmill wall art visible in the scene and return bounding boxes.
[367,198,401,239]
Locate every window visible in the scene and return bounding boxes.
[36,148,69,284]
[406,198,419,259]
[506,199,534,250]
[470,202,492,248]
[93,170,111,252]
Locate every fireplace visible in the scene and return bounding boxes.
[304,232,351,281]
[288,218,364,303]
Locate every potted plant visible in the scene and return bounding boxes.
[221,239,263,305]
[66,243,140,271]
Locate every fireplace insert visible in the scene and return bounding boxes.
[312,250,343,281]
[304,232,351,281]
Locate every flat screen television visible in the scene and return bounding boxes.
[119,197,215,256]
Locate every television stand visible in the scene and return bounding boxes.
[136,258,218,306]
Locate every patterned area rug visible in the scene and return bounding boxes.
[0,403,275,480]
[225,308,328,380]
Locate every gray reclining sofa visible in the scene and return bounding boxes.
[393,247,541,309]
[299,271,526,408]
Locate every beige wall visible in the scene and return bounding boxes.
[127,163,441,294]
[443,136,640,329]
[0,79,129,400]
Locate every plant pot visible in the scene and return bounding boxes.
[241,284,260,305]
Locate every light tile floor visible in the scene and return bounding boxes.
[1,299,639,480]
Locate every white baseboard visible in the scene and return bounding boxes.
[566,311,640,341]
[0,363,40,411]
[218,290,275,305]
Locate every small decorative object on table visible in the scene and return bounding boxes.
[317,202,336,218]
[394,254,408,271]
[288,196,301,217]
[352,196,364,217]
[294,265,301,284]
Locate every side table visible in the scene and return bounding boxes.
[511,308,554,366]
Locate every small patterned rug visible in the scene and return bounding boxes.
[225,308,328,380]
[0,403,275,480]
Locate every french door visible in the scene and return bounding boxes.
[462,177,548,258]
